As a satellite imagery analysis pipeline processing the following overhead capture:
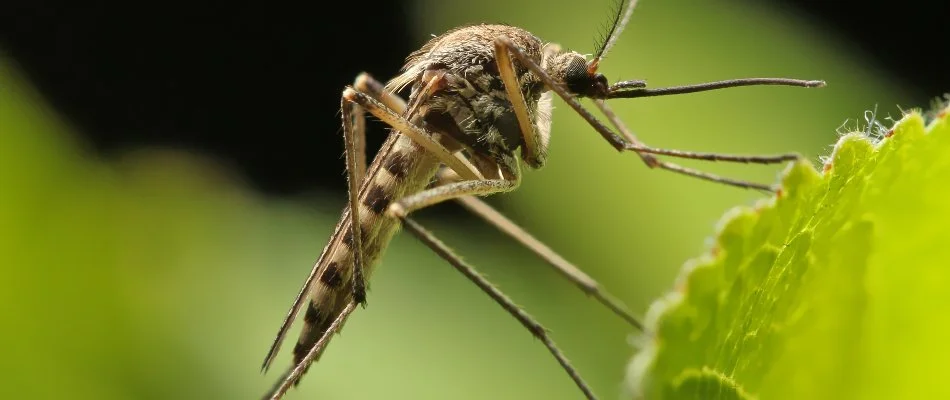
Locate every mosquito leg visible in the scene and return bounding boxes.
[655,162,776,192]
[457,195,643,330]
[354,72,407,114]
[352,72,484,177]
[347,85,368,181]
[494,38,546,168]
[399,216,598,400]
[433,169,644,330]
[343,87,482,181]
[590,99,781,190]
[593,99,801,164]
[593,100,782,191]
[387,179,518,218]
[341,96,368,305]
[623,144,799,164]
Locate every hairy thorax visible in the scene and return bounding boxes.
[386,24,553,167]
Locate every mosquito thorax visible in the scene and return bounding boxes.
[384,24,554,165]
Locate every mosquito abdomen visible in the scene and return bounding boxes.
[291,133,441,370]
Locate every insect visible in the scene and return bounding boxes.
[260,0,824,398]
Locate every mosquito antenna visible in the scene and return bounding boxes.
[589,0,639,74]
[607,77,826,99]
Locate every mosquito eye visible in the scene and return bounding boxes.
[563,57,609,98]
[566,56,588,78]
[563,57,594,95]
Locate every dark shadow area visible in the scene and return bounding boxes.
[1,0,946,195]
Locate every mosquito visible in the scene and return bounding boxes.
[260,0,824,398]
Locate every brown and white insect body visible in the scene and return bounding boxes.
[260,1,824,398]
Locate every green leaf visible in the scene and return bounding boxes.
[628,104,950,400]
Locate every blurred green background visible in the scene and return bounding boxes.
[0,0,914,399]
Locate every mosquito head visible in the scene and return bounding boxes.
[544,50,610,99]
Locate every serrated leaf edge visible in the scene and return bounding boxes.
[625,104,950,400]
